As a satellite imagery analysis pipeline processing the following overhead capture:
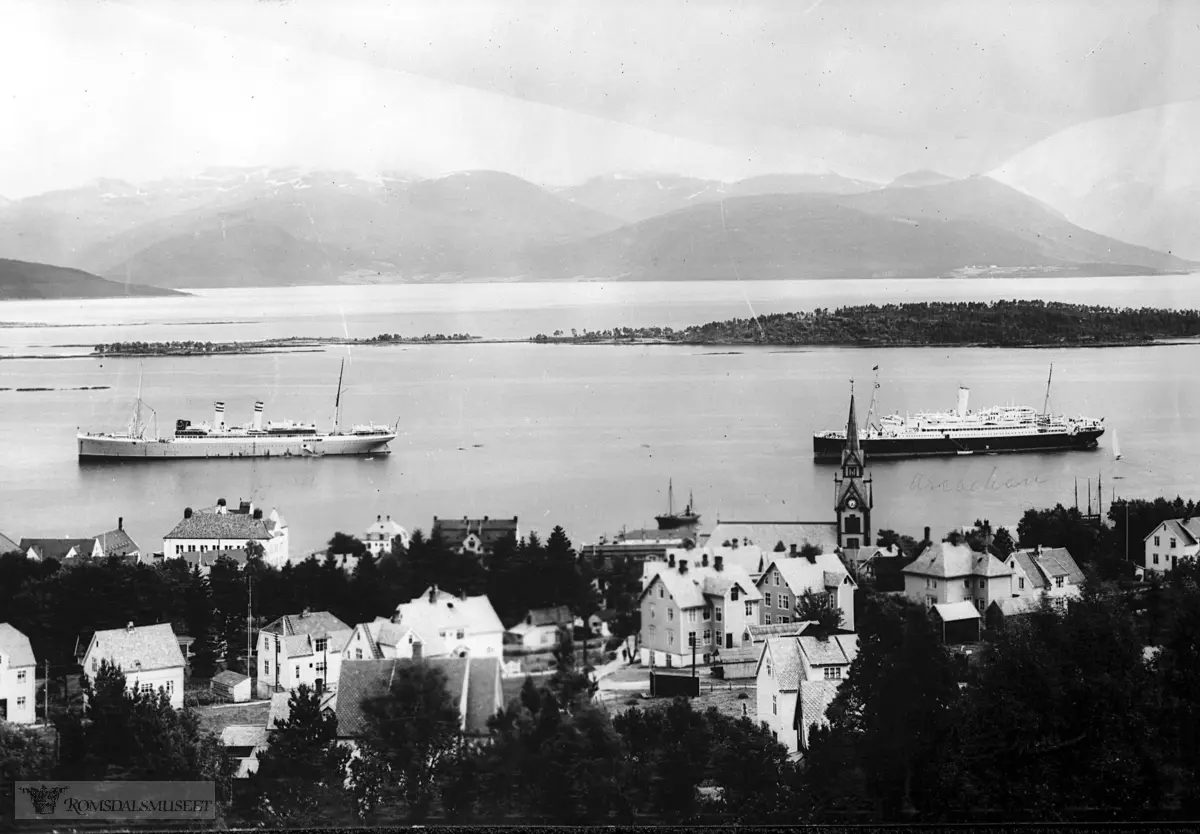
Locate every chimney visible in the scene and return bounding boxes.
[377,515,382,522]
[789,543,797,557]
[253,401,264,431]
[184,507,193,519]
[253,508,263,520]
[118,517,123,531]
[924,526,931,543]
[805,548,817,565]
[385,515,390,522]
[126,622,134,632]
[300,608,310,618]
[217,498,226,508]
[484,515,489,522]
[429,585,437,603]
[679,559,688,574]
[668,553,676,568]
[702,553,709,567]
[714,555,724,572]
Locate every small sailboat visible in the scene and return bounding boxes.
[1113,430,1122,461]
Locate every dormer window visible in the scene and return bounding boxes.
[1055,576,1064,588]
[730,586,740,601]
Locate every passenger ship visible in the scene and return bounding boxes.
[813,368,1105,461]
[78,361,396,460]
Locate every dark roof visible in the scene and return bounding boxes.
[520,606,573,628]
[94,527,139,558]
[19,538,98,560]
[0,533,19,554]
[432,516,518,549]
[165,514,271,541]
[336,657,495,739]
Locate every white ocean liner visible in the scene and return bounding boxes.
[78,361,396,460]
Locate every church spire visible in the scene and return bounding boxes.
[841,390,865,473]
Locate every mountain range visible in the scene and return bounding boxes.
[0,163,1194,293]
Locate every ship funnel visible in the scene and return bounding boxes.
[213,401,225,430]
[253,401,264,431]
[956,387,969,418]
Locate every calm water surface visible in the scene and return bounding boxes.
[0,277,1195,556]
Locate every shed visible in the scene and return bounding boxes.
[211,670,252,703]
[932,602,981,645]
[985,596,1040,632]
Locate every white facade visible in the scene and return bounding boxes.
[756,638,800,752]
[364,515,410,557]
[1144,520,1200,574]
[343,620,423,661]
[391,588,506,659]
[0,625,36,725]
[82,624,185,710]
[257,613,351,694]
[163,503,289,569]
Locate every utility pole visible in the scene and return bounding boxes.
[246,575,253,678]
[44,659,49,724]
[691,634,696,678]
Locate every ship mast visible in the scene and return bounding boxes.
[865,366,881,431]
[334,359,345,434]
[1042,364,1053,418]
[667,479,675,516]
[128,362,144,438]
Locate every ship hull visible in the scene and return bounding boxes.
[78,433,394,460]
[813,427,1104,462]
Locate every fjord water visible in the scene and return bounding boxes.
[0,276,1196,557]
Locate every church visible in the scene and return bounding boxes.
[695,389,875,580]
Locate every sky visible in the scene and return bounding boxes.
[1,0,1198,198]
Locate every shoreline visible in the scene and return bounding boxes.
[2,336,1198,361]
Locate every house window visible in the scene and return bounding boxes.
[457,630,465,639]
[688,631,696,647]
[764,592,772,607]
[745,601,753,617]
[16,697,25,708]
[140,683,154,694]
[649,625,657,638]
[827,592,836,608]
[772,694,777,715]
[773,572,779,586]
[781,596,790,610]
[667,629,674,644]
[1154,554,1160,564]
[688,610,697,623]
[165,680,175,694]
[976,599,986,613]
[716,608,723,622]
[16,670,25,682]
[731,586,740,601]
[926,596,935,608]
[314,638,327,652]
[703,607,711,621]
[264,660,270,675]
[1055,576,1064,588]
[1019,577,1025,590]
[1172,538,1178,548]
[659,588,664,598]
[650,606,656,619]
[964,578,970,588]
[978,580,985,589]
[823,666,842,680]
[846,538,859,549]
[926,578,931,588]
[781,616,790,624]
[1155,536,1161,546]
[176,545,183,555]
[765,614,773,625]
[92,659,98,672]
[1055,598,1066,611]
[668,609,674,621]
[703,628,711,641]
[316,661,326,676]
[355,648,363,660]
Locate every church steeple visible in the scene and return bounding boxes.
[834,387,873,554]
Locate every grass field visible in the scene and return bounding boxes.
[195,701,271,735]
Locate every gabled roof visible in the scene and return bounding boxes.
[1150,518,1200,547]
[86,623,184,673]
[798,634,859,667]
[990,596,1041,617]
[795,680,841,747]
[366,618,417,649]
[0,532,21,554]
[756,637,804,692]
[759,553,855,597]
[336,657,498,738]
[933,601,983,623]
[904,540,1012,579]
[432,517,519,549]
[263,611,350,638]
[641,562,762,607]
[165,514,272,541]
[1034,548,1085,586]
[0,623,36,667]
[94,527,139,558]
[212,670,249,687]
[706,522,839,556]
[519,606,573,628]
[393,589,505,648]
[366,517,407,537]
[19,538,98,561]
[746,621,817,642]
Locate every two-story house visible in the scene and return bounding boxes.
[342,618,424,662]
[639,555,762,668]
[756,632,859,755]
[389,586,506,658]
[1144,518,1200,574]
[756,550,857,632]
[0,624,36,724]
[82,623,185,709]
[163,498,289,568]
[902,537,1013,615]
[1007,545,1086,610]
[335,657,504,748]
[364,515,410,557]
[257,611,352,696]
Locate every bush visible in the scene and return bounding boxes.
[626,699,639,706]
[737,692,749,700]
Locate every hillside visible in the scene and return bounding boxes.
[99,170,624,286]
[0,258,183,299]
[503,177,1193,281]
[991,101,1200,260]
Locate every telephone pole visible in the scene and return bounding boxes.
[246,575,253,677]
[44,659,49,724]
